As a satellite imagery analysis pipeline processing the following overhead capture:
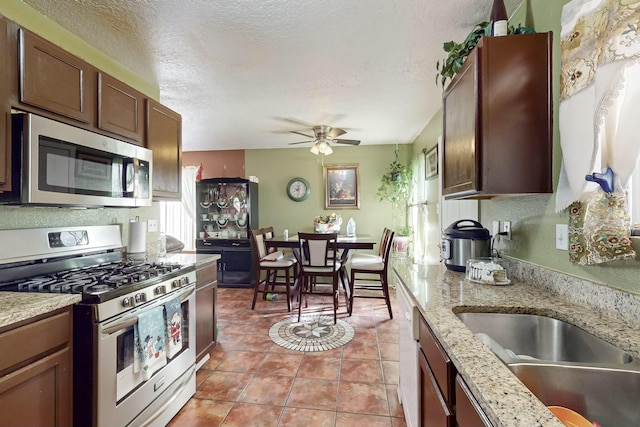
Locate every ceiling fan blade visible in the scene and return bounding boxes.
[288,140,315,145]
[274,116,315,128]
[289,130,315,138]
[334,139,361,145]
[326,127,347,138]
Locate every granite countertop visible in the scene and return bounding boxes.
[393,261,640,427]
[164,252,220,267]
[0,292,81,329]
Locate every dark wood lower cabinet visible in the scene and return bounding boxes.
[419,348,454,427]
[455,375,493,427]
[195,260,217,364]
[0,308,73,427]
[418,314,493,427]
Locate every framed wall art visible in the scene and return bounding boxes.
[425,146,438,180]
[323,164,360,209]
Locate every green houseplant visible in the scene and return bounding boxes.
[436,22,536,88]
[377,155,412,256]
[376,159,412,203]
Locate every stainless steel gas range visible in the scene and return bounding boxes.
[0,225,196,427]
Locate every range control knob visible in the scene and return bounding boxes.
[181,276,189,286]
[122,297,134,308]
[135,293,146,303]
[172,279,181,289]
[154,285,166,295]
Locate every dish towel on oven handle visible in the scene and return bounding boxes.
[134,305,167,380]
[164,297,183,359]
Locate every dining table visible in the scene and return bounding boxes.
[264,233,377,314]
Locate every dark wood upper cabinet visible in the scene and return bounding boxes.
[18,28,95,124]
[442,32,553,199]
[146,98,182,200]
[98,72,144,144]
[0,17,9,190]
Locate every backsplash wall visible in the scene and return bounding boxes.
[0,205,160,253]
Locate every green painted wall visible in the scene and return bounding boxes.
[418,0,640,295]
[3,0,639,295]
[245,144,412,251]
[484,0,640,295]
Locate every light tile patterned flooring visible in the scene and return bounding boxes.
[168,286,407,427]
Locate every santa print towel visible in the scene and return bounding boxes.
[164,297,183,358]
[135,306,167,380]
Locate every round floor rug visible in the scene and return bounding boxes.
[268,314,355,352]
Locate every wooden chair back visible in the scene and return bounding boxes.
[297,232,338,268]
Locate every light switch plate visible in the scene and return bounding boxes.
[556,224,568,250]
[148,219,158,232]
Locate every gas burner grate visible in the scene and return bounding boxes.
[5,261,187,297]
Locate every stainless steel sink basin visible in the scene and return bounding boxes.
[510,363,640,427]
[456,312,633,365]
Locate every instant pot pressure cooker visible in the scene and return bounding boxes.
[441,220,491,271]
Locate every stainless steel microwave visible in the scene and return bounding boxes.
[4,113,152,207]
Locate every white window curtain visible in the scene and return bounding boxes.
[160,166,197,251]
[557,0,640,265]
[408,152,427,263]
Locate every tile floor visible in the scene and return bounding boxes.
[168,286,407,427]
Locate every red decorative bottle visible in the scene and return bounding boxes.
[490,0,508,36]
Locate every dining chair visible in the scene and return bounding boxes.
[250,228,297,311]
[294,232,342,323]
[348,228,395,318]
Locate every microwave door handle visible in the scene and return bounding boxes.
[122,158,136,197]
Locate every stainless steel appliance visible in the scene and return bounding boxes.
[0,225,196,427]
[196,177,258,287]
[441,220,491,272]
[4,112,152,207]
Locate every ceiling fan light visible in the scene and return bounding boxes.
[310,144,320,155]
[322,144,333,155]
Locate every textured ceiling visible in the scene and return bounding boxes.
[23,0,524,152]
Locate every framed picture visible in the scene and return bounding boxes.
[425,146,438,180]
[324,164,360,209]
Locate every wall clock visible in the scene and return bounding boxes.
[286,177,311,202]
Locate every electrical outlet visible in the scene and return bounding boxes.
[501,221,512,240]
[556,224,568,250]
[147,219,158,232]
[492,220,501,237]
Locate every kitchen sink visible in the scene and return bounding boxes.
[455,312,633,365]
[509,363,640,427]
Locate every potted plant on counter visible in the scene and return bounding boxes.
[393,226,412,256]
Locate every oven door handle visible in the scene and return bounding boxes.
[179,287,195,302]
[101,286,195,335]
[102,316,138,335]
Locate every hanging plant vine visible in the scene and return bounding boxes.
[377,148,412,203]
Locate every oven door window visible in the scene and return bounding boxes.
[115,299,191,403]
[38,136,124,197]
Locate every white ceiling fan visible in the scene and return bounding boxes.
[287,124,361,156]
